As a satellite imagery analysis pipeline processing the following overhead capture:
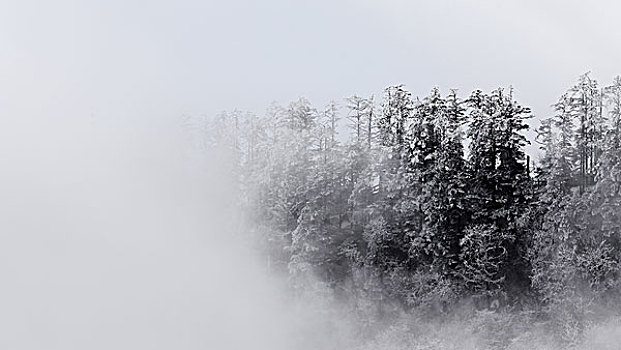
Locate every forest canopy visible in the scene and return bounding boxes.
[200,73,621,348]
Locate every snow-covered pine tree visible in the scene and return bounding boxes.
[566,73,605,192]
[460,88,533,299]
[408,89,468,278]
[374,85,416,266]
[350,85,417,312]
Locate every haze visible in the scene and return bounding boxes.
[2,0,621,349]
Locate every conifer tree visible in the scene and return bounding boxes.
[409,89,468,277]
[460,88,533,297]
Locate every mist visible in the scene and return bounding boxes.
[0,117,294,349]
[4,1,621,349]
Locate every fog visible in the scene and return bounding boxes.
[0,117,304,349]
[3,1,621,348]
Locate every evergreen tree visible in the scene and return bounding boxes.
[460,88,533,298]
[566,73,605,192]
[409,89,468,277]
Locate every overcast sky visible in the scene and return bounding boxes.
[3,0,621,127]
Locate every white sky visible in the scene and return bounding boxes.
[2,0,621,125]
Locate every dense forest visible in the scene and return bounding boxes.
[200,73,621,348]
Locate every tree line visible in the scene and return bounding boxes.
[202,73,621,338]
